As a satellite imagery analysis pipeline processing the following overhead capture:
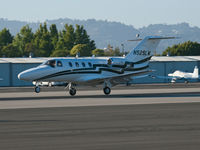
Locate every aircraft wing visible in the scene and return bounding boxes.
[149,75,175,79]
[85,70,152,85]
[149,75,200,81]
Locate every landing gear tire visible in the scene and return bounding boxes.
[103,87,111,95]
[35,86,40,93]
[69,88,76,96]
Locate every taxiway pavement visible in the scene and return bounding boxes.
[0,85,200,150]
[0,103,200,150]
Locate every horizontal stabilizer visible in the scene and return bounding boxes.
[128,39,143,42]
[128,36,179,42]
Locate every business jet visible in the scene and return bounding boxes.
[18,36,175,96]
[151,66,199,83]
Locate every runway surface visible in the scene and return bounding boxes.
[0,85,200,149]
[0,103,200,150]
[0,87,200,109]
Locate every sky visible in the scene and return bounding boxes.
[0,0,199,28]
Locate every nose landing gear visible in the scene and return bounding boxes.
[34,86,41,93]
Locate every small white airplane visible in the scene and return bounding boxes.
[18,36,175,96]
[169,66,199,83]
[151,66,199,83]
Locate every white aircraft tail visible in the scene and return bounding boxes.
[192,66,199,78]
[125,36,176,62]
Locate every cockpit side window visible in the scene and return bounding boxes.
[57,60,63,67]
[45,60,56,68]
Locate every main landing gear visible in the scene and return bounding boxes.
[68,83,77,96]
[103,81,112,95]
[69,87,76,96]
[103,86,111,95]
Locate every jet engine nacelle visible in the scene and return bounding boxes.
[107,58,126,66]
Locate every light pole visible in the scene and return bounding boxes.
[121,43,124,56]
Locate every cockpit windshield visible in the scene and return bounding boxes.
[44,60,56,68]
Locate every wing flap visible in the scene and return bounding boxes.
[86,70,152,85]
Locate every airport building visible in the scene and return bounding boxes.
[0,56,200,87]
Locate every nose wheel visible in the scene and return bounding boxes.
[35,86,41,93]
[103,87,111,95]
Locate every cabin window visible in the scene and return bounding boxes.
[57,61,63,67]
[131,63,134,67]
[69,62,73,67]
[88,62,92,67]
[82,62,86,67]
[45,60,56,68]
[75,62,79,67]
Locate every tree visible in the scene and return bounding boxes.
[70,44,91,56]
[52,24,75,57]
[0,28,13,48]
[55,37,65,50]
[1,43,21,57]
[50,49,70,57]
[89,40,96,51]
[0,23,96,57]
[33,23,53,57]
[50,24,58,50]
[162,41,200,56]
[62,24,75,50]
[74,25,85,45]
[13,25,34,56]
[24,42,37,57]
[92,49,105,56]
[113,47,123,56]
[74,24,96,51]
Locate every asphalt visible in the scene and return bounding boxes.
[0,103,200,150]
[0,85,200,149]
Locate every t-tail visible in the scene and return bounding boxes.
[192,66,199,78]
[125,36,176,63]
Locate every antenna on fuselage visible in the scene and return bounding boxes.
[76,52,80,58]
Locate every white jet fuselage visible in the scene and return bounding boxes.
[18,57,149,85]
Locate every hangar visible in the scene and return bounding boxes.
[0,56,200,87]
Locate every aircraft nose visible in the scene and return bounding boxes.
[18,72,27,80]
[18,71,32,81]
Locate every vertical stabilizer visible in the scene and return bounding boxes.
[125,36,175,63]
